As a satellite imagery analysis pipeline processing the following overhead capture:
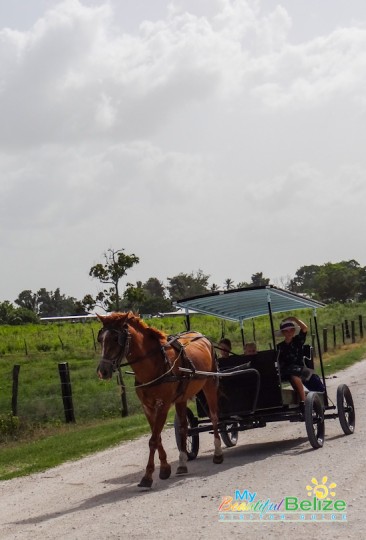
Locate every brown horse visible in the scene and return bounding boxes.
[96,312,223,488]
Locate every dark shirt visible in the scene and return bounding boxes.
[277,330,307,379]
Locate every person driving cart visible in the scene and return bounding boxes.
[276,316,312,408]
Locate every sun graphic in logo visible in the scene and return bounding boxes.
[306,476,337,499]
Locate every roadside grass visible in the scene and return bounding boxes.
[322,341,366,374]
[1,342,365,482]
[0,412,177,481]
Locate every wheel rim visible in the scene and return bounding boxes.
[338,385,355,434]
[312,405,324,445]
[305,392,324,448]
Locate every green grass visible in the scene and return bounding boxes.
[0,343,365,482]
[1,306,366,481]
[0,409,178,481]
[322,341,366,374]
[0,414,150,480]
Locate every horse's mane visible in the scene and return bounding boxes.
[130,314,167,341]
[103,312,167,341]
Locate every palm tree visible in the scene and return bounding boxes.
[224,278,234,290]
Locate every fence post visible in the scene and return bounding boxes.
[351,321,356,344]
[12,365,20,416]
[333,325,337,349]
[359,315,364,339]
[58,362,76,423]
[91,327,97,352]
[323,328,328,353]
[58,335,64,350]
[341,323,345,344]
[117,368,129,417]
[344,319,350,339]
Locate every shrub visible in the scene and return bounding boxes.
[0,413,20,440]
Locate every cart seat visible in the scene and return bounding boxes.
[281,387,300,406]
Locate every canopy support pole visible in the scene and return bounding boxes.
[313,309,329,406]
[267,293,276,350]
[185,308,190,332]
[240,320,245,350]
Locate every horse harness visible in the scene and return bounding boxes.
[98,325,213,395]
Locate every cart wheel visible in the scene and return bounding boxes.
[337,384,355,435]
[174,407,199,460]
[220,422,239,448]
[305,392,325,449]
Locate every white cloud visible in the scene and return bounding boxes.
[1,0,366,302]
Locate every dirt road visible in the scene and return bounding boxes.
[0,360,365,540]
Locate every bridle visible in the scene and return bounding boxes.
[98,324,132,372]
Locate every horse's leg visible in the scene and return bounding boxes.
[175,401,189,475]
[138,400,171,488]
[202,378,224,464]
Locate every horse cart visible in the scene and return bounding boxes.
[173,285,356,458]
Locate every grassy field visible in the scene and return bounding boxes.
[0,303,365,481]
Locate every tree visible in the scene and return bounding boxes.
[315,261,360,303]
[224,278,234,290]
[210,283,220,292]
[289,265,321,296]
[14,290,38,312]
[167,270,210,302]
[250,272,270,287]
[289,260,363,302]
[0,301,39,324]
[143,277,166,298]
[89,248,139,311]
[15,288,87,317]
[141,278,172,314]
[123,282,146,313]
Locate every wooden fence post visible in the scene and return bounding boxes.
[359,315,364,339]
[117,368,129,417]
[341,323,345,344]
[351,320,356,343]
[58,335,64,350]
[12,365,20,417]
[333,325,337,349]
[344,319,350,339]
[323,328,328,353]
[91,327,97,352]
[58,362,76,423]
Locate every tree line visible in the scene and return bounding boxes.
[1,249,365,324]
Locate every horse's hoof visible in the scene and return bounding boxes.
[138,477,153,488]
[159,465,171,480]
[213,454,224,464]
[176,465,188,475]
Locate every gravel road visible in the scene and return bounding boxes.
[0,360,365,540]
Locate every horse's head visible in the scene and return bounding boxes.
[96,312,133,379]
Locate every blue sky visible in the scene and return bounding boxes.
[1,0,366,303]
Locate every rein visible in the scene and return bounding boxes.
[99,325,207,389]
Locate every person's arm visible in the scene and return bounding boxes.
[287,316,308,333]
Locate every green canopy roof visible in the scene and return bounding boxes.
[175,285,325,322]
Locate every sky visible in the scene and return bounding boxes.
[1,0,366,304]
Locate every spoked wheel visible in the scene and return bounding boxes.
[174,407,199,460]
[220,422,239,448]
[305,392,325,449]
[337,384,355,435]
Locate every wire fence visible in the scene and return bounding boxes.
[0,311,365,426]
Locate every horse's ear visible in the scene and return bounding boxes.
[126,311,134,321]
[96,314,106,323]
